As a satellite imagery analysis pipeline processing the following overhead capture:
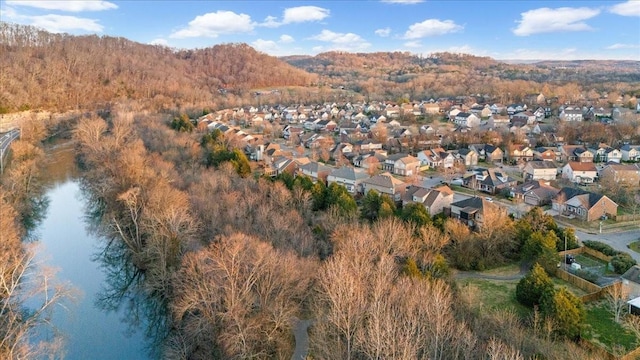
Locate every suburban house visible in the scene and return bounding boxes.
[453,112,481,128]
[403,184,454,215]
[509,145,534,163]
[383,154,420,176]
[327,166,370,194]
[361,172,407,201]
[353,152,384,170]
[488,114,510,128]
[470,144,504,163]
[449,196,503,229]
[297,161,333,183]
[600,164,640,187]
[456,148,479,167]
[510,180,560,206]
[534,147,561,162]
[358,139,383,152]
[589,144,622,163]
[417,148,455,169]
[423,103,441,114]
[507,103,527,115]
[559,107,583,122]
[562,162,598,184]
[523,160,559,181]
[552,187,618,222]
[621,144,640,162]
[560,145,594,163]
[462,168,517,195]
[511,111,537,125]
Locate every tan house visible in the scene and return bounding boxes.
[559,145,593,163]
[600,164,640,187]
[510,180,560,206]
[456,148,479,167]
[361,172,407,201]
[402,184,454,215]
[449,196,505,229]
[552,187,618,222]
[523,160,558,181]
[509,145,534,163]
[394,155,421,176]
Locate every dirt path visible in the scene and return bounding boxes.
[454,262,529,281]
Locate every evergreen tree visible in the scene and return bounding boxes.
[516,263,554,307]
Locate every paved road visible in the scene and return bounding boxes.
[0,129,20,154]
[0,129,20,172]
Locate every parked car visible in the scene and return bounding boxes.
[565,254,575,264]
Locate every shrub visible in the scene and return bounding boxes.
[611,253,637,274]
[582,240,617,256]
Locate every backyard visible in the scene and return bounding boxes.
[582,301,638,355]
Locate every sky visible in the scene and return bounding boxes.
[1,0,639,61]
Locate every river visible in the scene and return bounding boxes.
[30,141,151,359]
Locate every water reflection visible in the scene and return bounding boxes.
[83,184,169,358]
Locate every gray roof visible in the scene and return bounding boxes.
[363,173,405,189]
[329,166,369,181]
[299,161,332,174]
[526,160,558,169]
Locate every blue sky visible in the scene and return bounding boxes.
[1,0,639,60]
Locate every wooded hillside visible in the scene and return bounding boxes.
[0,23,317,113]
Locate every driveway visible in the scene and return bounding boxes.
[291,317,313,360]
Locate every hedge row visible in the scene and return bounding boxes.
[582,240,637,274]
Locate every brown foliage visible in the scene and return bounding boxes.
[168,233,314,359]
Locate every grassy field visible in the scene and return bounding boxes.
[582,301,638,354]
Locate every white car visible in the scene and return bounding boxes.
[484,197,493,202]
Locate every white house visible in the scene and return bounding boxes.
[559,107,583,122]
[453,112,480,128]
[621,144,640,162]
[562,162,598,184]
[523,160,559,181]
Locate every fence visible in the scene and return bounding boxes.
[613,214,640,222]
[554,268,602,294]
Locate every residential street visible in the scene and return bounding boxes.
[573,228,640,262]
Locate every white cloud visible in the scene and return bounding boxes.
[283,6,329,24]
[375,27,391,37]
[279,34,294,43]
[6,0,117,12]
[404,19,463,39]
[29,14,104,33]
[149,38,169,46]
[609,1,640,16]
[606,43,640,49]
[404,41,422,48]
[310,30,371,52]
[513,7,600,36]
[261,15,280,28]
[170,11,255,38]
[251,38,302,56]
[252,39,279,53]
[259,6,329,28]
[381,0,424,3]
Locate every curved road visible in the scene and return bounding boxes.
[0,129,20,172]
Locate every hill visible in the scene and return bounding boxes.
[282,51,640,103]
[0,22,317,113]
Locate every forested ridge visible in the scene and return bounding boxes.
[0,22,317,113]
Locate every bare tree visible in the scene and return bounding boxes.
[606,281,630,323]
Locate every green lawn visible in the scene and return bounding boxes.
[582,301,638,354]
[628,241,640,254]
[456,278,531,318]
